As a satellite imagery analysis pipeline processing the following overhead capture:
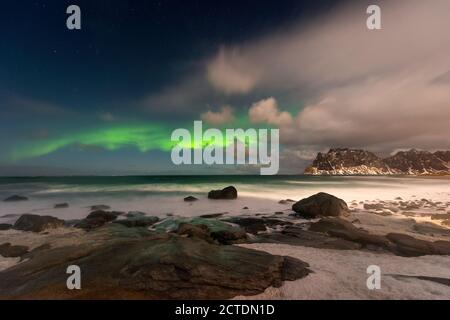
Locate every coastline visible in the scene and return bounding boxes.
[0,177,449,299]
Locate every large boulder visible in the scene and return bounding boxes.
[3,195,28,202]
[292,192,349,218]
[208,186,238,200]
[13,214,65,233]
[0,232,310,299]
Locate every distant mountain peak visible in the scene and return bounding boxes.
[305,148,450,175]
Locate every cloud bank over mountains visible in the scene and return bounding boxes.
[148,0,450,156]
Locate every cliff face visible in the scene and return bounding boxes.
[304,148,450,175]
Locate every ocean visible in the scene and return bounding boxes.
[1,175,449,223]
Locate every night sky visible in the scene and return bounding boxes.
[1,0,449,175]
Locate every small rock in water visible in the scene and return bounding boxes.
[3,195,28,202]
[208,186,238,200]
[279,200,288,204]
[184,196,198,202]
[243,207,249,210]
[89,205,110,211]
[54,203,69,209]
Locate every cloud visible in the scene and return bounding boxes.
[223,0,450,152]
[207,48,260,94]
[201,106,235,125]
[248,97,293,127]
[144,0,450,155]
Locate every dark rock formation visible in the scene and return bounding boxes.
[3,195,28,202]
[89,205,110,211]
[113,216,159,228]
[307,217,450,257]
[184,196,198,202]
[255,226,362,250]
[199,213,224,219]
[0,224,13,231]
[210,228,247,245]
[177,223,214,243]
[13,214,65,233]
[292,192,349,218]
[208,186,238,200]
[305,148,450,175]
[75,210,122,231]
[0,243,29,258]
[0,228,310,299]
[225,217,292,235]
[386,233,450,257]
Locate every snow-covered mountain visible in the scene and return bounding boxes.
[304,148,450,175]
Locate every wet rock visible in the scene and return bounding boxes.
[225,217,291,235]
[75,210,121,231]
[0,234,310,299]
[256,226,362,250]
[177,223,214,243]
[0,224,13,231]
[3,195,28,202]
[87,210,120,221]
[199,213,224,219]
[125,211,146,218]
[243,207,249,210]
[309,217,392,250]
[386,233,450,257]
[13,214,65,233]
[184,196,198,202]
[89,205,110,211]
[208,186,238,200]
[431,213,450,220]
[54,203,69,209]
[412,222,450,237]
[211,228,247,245]
[113,216,159,228]
[0,243,29,258]
[292,192,349,218]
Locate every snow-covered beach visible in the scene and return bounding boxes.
[1,175,449,299]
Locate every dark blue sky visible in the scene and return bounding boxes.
[2,0,383,175]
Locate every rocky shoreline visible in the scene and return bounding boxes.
[1,188,450,299]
